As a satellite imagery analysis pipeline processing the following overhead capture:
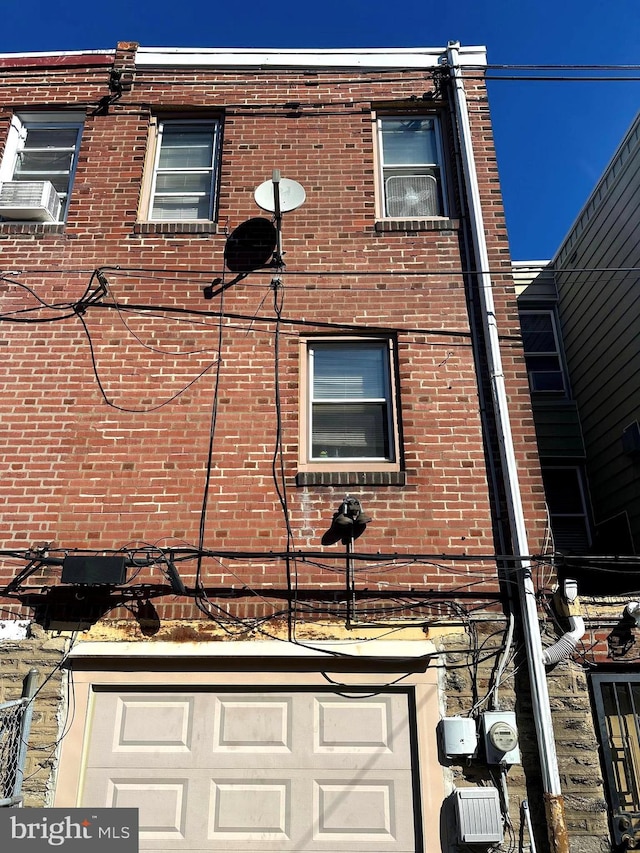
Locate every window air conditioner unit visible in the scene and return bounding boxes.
[385,174,439,218]
[0,180,61,222]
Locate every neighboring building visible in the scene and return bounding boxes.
[516,111,640,851]
[0,41,610,852]
[513,261,590,556]
[555,112,640,558]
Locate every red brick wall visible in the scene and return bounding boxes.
[0,46,547,623]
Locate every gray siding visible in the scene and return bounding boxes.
[530,400,585,458]
[555,114,640,549]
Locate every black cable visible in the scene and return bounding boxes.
[101,274,217,357]
[485,74,640,82]
[73,303,218,414]
[193,275,226,625]
[93,300,477,341]
[0,545,557,563]
[270,272,298,641]
[6,264,640,279]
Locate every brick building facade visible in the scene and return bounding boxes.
[0,41,610,852]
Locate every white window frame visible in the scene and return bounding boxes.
[376,114,448,219]
[519,308,567,394]
[298,337,401,473]
[0,112,84,222]
[146,119,221,222]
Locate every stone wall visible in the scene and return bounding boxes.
[440,619,612,853]
[0,623,67,807]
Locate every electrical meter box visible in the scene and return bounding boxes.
[440,716,478,758]
[482,711,521,764]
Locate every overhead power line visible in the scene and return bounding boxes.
[3,264,640,279]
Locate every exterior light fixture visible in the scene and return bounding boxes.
[321,496,372,546]
[625,601,640,627]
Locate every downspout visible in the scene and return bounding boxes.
[445,42,569,853]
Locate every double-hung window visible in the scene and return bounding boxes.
[377,116,447,219]
[519,309,567,393]
[148,120,220,221]
[301,338,399,470]
[0,112,83,222]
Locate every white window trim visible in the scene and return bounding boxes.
[145,118,221,223]
[375,113,449,220]
[298,336,401,473]
[0,111,84,222]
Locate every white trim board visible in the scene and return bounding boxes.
[68,639,436,659]
[135,46,487,69]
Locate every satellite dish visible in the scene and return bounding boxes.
[224,217,278,272]
[254,178,306,213]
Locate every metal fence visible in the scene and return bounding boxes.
[0,669,38,807]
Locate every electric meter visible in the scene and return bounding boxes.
[482,711,521,764]
[488,721,518,753]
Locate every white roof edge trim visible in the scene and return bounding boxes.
[135,46,487,69]
[0,50,114,59]
[511,260,552,268]
[68,639,436,659]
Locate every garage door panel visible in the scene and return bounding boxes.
[81,689,419,852]
[82,772,191,843]
[88,693,200,764]
[209,778,291,838]
[89,692,411,771]
[115,696,194,753]
[315,780,394,836]
[314,696,403,754]
[84,769,414,851]
[214,696,292,752]
[110,780,187,839]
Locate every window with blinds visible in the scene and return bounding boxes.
[148,120,220,221]
[306,339,396,463]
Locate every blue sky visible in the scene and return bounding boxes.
[1,0,638,259]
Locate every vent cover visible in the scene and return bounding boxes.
[385,174,438,218]
[0,180,61,222]
[454,787,503,844]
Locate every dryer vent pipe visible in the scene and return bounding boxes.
[542,616,585,666]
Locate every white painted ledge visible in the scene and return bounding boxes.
[135,46,487,69]
[0,620,30,640]
[68,639,436,659]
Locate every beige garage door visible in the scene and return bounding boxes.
[80,688,419,852]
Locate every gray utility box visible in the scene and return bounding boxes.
[440,716,478,758]
[454,787,503,844]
